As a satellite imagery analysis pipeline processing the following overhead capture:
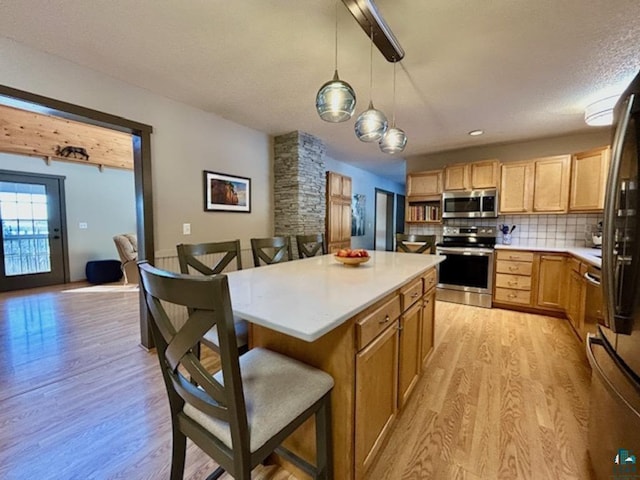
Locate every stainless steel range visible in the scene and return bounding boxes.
[435,226,496,308]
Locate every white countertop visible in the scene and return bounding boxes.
[495,244,602,268]
[226,251,445,342]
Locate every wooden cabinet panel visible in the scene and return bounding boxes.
[342,176,352,198]
[496,260,533,276]
[495,288,531,305]
[470,160,500,189]
[500,162,533,213]
[327,171,352,252]
[533,155,571,213]
[496,273,532,291]
[398,302,422,408]
[535,254,566,310]
[356,295,401,350]
[328,202,344,243]
[400,277,423,311]
[420,289,435,365]
[566,268,586,336]
[341,202,351,242]
[444,164,470,191]
[355,323,399,478]
[496,250,534,262]
[422,268,437,293]
[328,171,343,198]
[570,146,610,212]
[406,170,442,196]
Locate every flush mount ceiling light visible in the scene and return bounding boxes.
[379,61,407,154]
[316,0,356,123]
[468,129,484,136]
[354,28,388,142]
[342,0,404,62]
[584,95,619,126]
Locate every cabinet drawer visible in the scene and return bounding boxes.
[357,295,401,350]
[495,273,531,291]
[496,260,533,276]
[496,250,534,262]
[422,268,437,293]
[400,277,423,311]
[495,287,531,305]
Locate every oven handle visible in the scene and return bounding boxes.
[436,247,494,256]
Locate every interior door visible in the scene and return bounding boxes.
[0,171,67,291]
[375,189,394,251]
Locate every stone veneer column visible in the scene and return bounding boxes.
[273,131,326,258]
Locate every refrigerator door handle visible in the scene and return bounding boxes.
[587,334,640,419]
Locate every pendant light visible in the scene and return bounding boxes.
[354,28,388,142]
[379,61,407,154]
[316,0,356,123]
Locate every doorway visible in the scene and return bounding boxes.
[0,171,68,291]
[374,188,395,251]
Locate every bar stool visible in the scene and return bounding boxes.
[296,233,327,259]
[250,236,293,267]
[396,233,436,254]
[138,261,334,480]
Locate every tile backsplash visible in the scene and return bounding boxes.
[408,213,603,248]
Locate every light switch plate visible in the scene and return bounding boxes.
[79,222,88,229]
[183,223,191,235]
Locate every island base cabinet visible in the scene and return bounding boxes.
[421,288,436,364]
[398,301,422,408]
[355,322,399,479]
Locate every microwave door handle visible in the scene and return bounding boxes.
[603,94,635,333]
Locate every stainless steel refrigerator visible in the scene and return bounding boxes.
[587,70,640,480]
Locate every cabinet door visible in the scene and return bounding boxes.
[355,323,399,478]
[535,254,565,310]
[328,202,344,243]
[499,162,533,213]
[406,170,442,196]
[398,302,422,408]
[533,155,570,213]
[420,289,435,365]
[569,146,610,211]
[470,160,500,189]
[566,269,585,335]
[328,171,343,198]
[341,202,352,242]
[444,164,470,191]
[342,175,352,199]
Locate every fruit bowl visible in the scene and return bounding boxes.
[334,249,371,267]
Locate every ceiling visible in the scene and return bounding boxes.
[0,1,639,184]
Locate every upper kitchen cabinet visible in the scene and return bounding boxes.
[406,170,442,197]
[532,155,571,213]
[569,146,611,212]
[443,160,500,191]
[470,159,500,189]
[443,164,470,191]
[328,171,352,200]
[500,161,534,213]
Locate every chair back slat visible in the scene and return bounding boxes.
[296,233,327,259]
[396,234,436,254]
[251,237,293,267]
[177,240,242,275]
[138,261,250,448]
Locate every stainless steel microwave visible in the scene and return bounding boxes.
[442,189,499,218]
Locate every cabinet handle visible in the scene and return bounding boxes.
[397,324,403,331]
[508,266,518,271]
[508,281,518,286]
[379,315,390,324]
[508,293,516,298]
[411,292,419,298]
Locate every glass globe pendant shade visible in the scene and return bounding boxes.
[316,70,357,123]
[354,101,388,142]
[379,126,407,154]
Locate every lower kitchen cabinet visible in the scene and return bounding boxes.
[421,288,435,364]
[355,322,399,479]
[398,301,422,408]
[535,254,566,310]
[566,258,587,338]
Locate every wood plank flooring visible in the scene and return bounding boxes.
[0,285,593,479]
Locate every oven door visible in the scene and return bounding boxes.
[436,246,495,294]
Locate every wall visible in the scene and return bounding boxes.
[406,130,612,172]
[324,155,405,250]
[0,152,135,280]
[0,37,273,265]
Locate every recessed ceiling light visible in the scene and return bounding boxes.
[584,95,619,126]
[468,129,484,136]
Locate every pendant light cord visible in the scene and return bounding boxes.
[369,27,374,103]
[391,61,397,126]
[334,0,339,71]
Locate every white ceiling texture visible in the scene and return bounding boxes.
[0,1,639,184]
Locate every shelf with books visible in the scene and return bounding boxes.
[406,197,442,223]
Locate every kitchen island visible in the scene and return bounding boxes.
[226,251,445,480]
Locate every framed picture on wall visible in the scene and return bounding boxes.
[352,193,366,236]
[203,171,251,213]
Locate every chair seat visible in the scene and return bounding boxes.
[183,347,334,453]
[202,318,249,350]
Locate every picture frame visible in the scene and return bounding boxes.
[203,170,251,213]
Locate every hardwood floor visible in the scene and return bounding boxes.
[0,285,593,479]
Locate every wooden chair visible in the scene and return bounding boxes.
[176,240,247,353]
[296,233,327,259]
[138,261,334,480]
[250,236,293,267]
[396,234,436,254]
